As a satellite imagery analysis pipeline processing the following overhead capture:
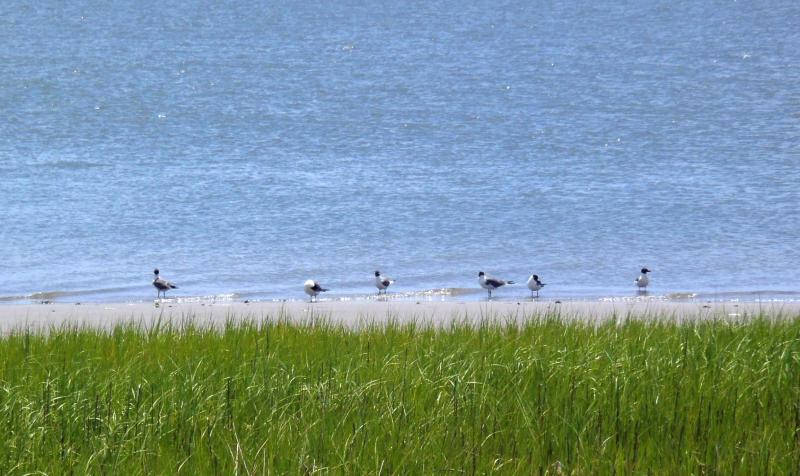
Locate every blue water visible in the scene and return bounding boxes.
[1,1,798,303]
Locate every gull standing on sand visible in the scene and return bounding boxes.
[527,274,546,297]
[374,270,394,295]
[152,269,177,300]
[635,268,651,292]
[478,271,514,298]
[304,279,329,302]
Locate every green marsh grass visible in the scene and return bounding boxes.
[0,313,798,474]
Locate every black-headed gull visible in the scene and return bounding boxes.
[304,279,329,302]
[374,270,395,294]
[478,271,514,298]
[527,274,546,297]
[152,268,178,300]
[635,268,651,291]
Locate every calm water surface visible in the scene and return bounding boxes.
[1,1,798,302]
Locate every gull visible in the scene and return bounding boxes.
[374,270,395,295]
[152,268,177,300]
[478,271,514,298]
[527,274,546,297]
[304,279,329,302]
[635,268,651,292]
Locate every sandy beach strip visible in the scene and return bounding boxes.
[0,299,798,333]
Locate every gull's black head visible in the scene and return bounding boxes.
[478,271,485,277]
[154,269,160,275]
[375,271,380,277]
[533,274,539,280]
[641,268,650,274]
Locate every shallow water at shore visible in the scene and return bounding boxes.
[2,286,798,306]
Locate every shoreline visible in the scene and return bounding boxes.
[2,286,799,306]
[1,299,798,333]
[1,275,799,307]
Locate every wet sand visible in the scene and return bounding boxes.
[1,299,798,333]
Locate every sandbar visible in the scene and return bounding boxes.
[1,299,798,333]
